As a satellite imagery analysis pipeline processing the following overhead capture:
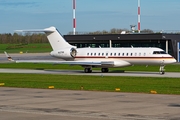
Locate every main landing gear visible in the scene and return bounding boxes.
[101,68,109,73]
[159,65,165,75]
[84,68,92,73]
[84,68,109,73]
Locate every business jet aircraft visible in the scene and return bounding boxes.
[5,26,176,74]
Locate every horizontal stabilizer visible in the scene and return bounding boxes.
[15,26,56,33]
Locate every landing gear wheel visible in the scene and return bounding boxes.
[161,71,165,75]
[84,68,92,73]
[101,68,109,73]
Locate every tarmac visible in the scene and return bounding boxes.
[0,53,180,120]
[0,68,180,78]
[0,87,180,120]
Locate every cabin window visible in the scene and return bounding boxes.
[94,53,96,56]
[114,53,116,56]
[87,53,89,56]
[122,53,124,56]
[131,53,133,56]
[98,53,100,56]
[144,53,146,56]
[139,53,141,56]
[118,53,120,56]
[110,53,112,56]
[106,53,108,56]
[126,53,128,56]
[91,53,93,56]
[102,53,104,56]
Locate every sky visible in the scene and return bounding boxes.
[0,0,180,34]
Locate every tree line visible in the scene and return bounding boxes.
[0,33,48,44]
[68,28,154,35]
[1,28,177,44]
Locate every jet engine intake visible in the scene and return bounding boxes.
[70,48,77,58]
[50,47,77,60]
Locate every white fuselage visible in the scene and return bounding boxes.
[51,47,176,67]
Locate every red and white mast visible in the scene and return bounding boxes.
[138,0,141,33]
[73,0,76,35]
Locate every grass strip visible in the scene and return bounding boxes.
[0,63,180,72]
[0,73,180,95]
[0,43,51,53]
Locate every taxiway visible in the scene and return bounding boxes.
[0,87,180,120]
[0,53,180,120]
[0,68,180,78]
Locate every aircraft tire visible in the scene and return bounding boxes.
[101,68,109,73]
[84,68,92,73]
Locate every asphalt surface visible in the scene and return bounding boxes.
[0,53,180,120]
[0,87,180,120]
[0,68,180,78]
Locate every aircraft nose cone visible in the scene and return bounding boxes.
[172,58,177,63]
[163,57,176,64]
[168,58,177,64]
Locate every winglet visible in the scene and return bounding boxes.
[4,51,15,62]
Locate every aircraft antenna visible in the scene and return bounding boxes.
[73,0,76,35]
[138,0,141,33]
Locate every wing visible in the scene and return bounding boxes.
[4,52,131,67]
[11,60,131,67]
[16,60,102,66]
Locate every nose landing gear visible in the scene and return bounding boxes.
[159,65,165,75]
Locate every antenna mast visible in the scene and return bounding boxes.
[138,0,141,33]
[73,0,76,35]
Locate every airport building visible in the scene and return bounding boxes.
[64,33,180,62]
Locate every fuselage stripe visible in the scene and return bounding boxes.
[75,56,174,59]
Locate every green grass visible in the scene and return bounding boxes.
[0,73,180,94]
[0,63,180,72]
[0,43,51,53]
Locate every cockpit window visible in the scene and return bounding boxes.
[160,51,167,54]
[153,51,167,54]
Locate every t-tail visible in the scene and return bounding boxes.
[16,26,76,51]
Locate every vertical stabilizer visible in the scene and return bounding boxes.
[44,27,75,51]
[15,26,76,51]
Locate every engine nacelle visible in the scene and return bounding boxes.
[50,48,77,60]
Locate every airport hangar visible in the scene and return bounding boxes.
[64,33,180,62]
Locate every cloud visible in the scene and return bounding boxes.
[0,1,39,8]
